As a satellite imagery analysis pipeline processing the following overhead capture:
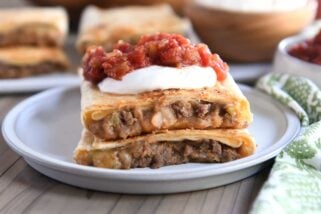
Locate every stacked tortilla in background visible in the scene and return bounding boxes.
[76,4,191,54]
[0,7,69,79]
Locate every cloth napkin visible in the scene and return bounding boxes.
[250,73,321,213]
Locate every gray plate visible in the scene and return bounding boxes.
[2,85,300,194]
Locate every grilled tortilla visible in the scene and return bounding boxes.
[0,7,68,47]
[74,129,255,169]
[0,47,69,78]
[76,5,190,54]
[81,73,253,141]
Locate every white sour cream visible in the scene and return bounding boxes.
[98,65,217,94]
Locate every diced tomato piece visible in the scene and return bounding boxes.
[82,33,229,84]
[288,29,321,66]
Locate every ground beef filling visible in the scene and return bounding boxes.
[92,139,240,169]
[88,100,237,140]
[0,62,67,78]
[0,26,62,47]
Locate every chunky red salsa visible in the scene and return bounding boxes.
[82,33,229,84]
[288,29,321,65]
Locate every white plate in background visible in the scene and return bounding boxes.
[230,63,271,83]
[2,85,300,194]
[0,74,80,93]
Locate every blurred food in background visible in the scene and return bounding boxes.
[288,28,321,65]
[0,47,69,78]
[27,0,185,30]
[0,7,67,47]
[22,0,320,66]
[76,5,190,54]
[318,0,321,18]
[0,7,70,79]
[185,0,318,62]
[273,24,321,86]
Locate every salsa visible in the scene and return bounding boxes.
[288,29,321,65]
[82,33,228,84]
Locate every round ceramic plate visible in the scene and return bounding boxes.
[2,85,300,194]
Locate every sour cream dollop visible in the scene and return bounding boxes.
[98,65,217,94]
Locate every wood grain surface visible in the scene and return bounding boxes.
[0,95,271,214]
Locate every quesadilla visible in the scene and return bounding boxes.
[74,129,255,169]
[81,73,252,140]
[0,47,69,78]
[0,7,68,47]
[75,33,255,169]
[76,5,190,54]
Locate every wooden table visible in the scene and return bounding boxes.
[0,95,271,214]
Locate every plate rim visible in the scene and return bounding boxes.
[2,85,301,181]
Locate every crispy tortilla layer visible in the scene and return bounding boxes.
[76,5,190,54]
[0,47,69,78]
[86,100,247,140]
[81,74,253,140]
[74,129,255,169]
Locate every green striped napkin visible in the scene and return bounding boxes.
[250,73,321,213]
